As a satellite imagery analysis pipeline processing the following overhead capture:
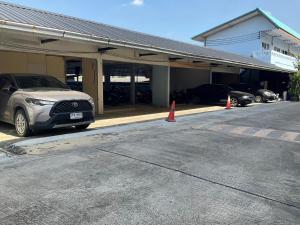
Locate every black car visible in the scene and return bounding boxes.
[253,89,277,102]
[187,84,254,107]
[230,83,278,103]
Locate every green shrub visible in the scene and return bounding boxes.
[289,62,300,100]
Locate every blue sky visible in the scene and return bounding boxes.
[4,0,300,44]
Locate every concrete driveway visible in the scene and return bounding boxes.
[0,102,299,224]
[0,104,222,146]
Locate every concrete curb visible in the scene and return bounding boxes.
[9,118,168,149]
[8,102,282,150]
[9,108,228,150]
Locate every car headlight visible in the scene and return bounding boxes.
[25,98,55,106]
[88,97,95,108]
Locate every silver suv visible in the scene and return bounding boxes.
[0,74,95,137]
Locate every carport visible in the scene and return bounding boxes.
[103,61,170,108]
[0,1,293,121]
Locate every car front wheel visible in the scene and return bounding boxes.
[231,97,238,107]
[15,109,31,137]
[255,95,263,103]
[75,124,90,130]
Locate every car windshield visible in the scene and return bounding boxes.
[14,75,68,90]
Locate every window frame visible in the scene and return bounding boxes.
[262,42,270,50]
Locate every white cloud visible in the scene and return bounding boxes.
[131,0,144,6]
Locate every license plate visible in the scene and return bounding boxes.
[70,112,83,120]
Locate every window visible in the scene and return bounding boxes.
[274,47,281,52]
[262,42,270,50]
[14,75,68,89]
[281,50,288,55]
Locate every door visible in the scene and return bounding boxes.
[0,76,15,123]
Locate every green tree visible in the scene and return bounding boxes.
[289,58,300,100]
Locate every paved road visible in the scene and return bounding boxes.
[0,102,299,224]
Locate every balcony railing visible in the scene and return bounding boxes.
[252,50,298,71]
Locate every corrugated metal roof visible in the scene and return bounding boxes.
[0,1,291,72]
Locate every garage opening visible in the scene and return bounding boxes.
[240,69,290,95]
[65,59,83,92]
[103,61,152,107]
[211,72,240,85]
[65,57,98,111]
[170,67,211,104]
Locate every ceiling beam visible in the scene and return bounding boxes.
[41,38,59,44]
[169,57,183,62]
[192,60,203,63]
[139,53,158,57]
[210,63,221,67]
[98,47,117,53]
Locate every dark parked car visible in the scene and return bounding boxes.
[230,83,278,103]
[187,84,254,107]
[254,89,278,103]
[0,74,95,137]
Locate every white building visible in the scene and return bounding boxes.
[192,8,300,72]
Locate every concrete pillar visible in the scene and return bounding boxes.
[96,55,104,114]
[152,65,170,107]
[105,73,111,83]
[130,74,136,105]
[83,58,96,105]
[209,70,213,84]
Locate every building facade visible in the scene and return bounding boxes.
[193,9,300,72]
[0,2,293,116]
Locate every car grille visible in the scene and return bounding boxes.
[52,112,94,125]
[51,100,93,115]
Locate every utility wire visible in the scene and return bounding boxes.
[206,32,260,46]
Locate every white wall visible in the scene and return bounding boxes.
[170,68,210,92]
[206,15,275,57]
[261,34,300,56]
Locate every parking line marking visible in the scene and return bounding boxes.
[205,124,300,144]
[280,132,299,142]
[210,124,230,132]
[230,126,249,135]
[253,129,274,138]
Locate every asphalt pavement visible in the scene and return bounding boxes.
[0,102,299,224]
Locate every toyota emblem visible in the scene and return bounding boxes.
[71,102,79,108]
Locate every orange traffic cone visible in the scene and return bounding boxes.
[166,101,176,122]
[226,95,232,110]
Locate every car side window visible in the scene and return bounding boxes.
[0,76,14,91]
[0,77,8,90]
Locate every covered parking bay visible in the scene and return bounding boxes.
[0,1,293,123]
[103,61,170,108]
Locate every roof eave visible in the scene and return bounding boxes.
[191,8,260,42]
[0,20,292,73]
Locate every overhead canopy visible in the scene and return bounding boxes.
[0,1,294,73]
